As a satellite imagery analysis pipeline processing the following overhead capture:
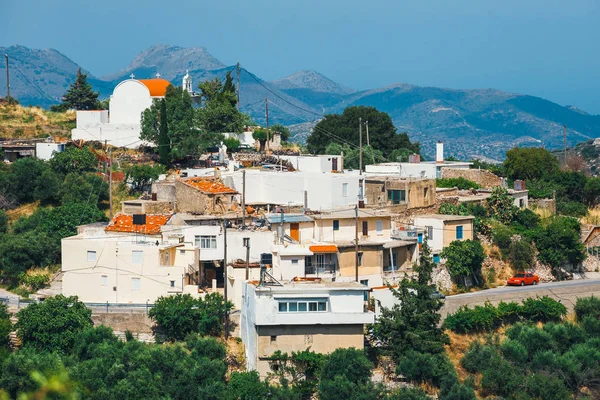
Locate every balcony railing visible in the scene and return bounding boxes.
[391,227,419,241]
[305,263,337,276]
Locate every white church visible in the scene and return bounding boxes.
[71,72,194,148]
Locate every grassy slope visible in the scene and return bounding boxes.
[0,103,75,139]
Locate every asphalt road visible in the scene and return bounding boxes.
[441,278,600,318]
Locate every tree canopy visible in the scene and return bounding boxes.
[504,147,560,181]
[307,106,420,161]
[53,68,100,111]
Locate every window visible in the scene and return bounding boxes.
[427,226,434,241]
[179,249,185,255]
[170,280,175,288]
[376,220,383,234]
[362,221,368,236]
[132,250,143,265]
[278,300,327,313]
[358,252,363,266]
[360,280,369,301]
[333,220,340,231]
[424,187,429,198]
[342,183,348,197]
[270,335,277,343]
[387,189,406,204]
[291,259,299,264]
[101,275,108,286]
[87,250,97,262]
[131,277,141,290]
[418,233,423,244]
[195,235,217,249]
[456,226,463,240]
[433,254,440,264]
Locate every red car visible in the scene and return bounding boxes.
[507,273,539,286]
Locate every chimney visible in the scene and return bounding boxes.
[436,141,444,163]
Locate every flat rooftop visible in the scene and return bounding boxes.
[312,208,394,220]
[253,280,368,292]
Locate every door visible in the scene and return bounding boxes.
[290,223,300,242]
[332,157,338,171]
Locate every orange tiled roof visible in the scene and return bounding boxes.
[138,79,171,97]
[309,245,338,253]
[105,213,172,235]
[181,178,237,194]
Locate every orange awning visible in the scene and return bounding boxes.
[309,245,338,253]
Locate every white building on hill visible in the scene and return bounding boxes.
[71,77,171,148]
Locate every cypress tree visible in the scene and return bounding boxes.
[61,68,100,110]
[158,99,170,165]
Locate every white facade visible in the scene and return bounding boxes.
[62,225,199,304]
[365,161,471,179]
[71,79,168,148]
[222,170,360,210]
[35,142,65,161]
[240,281,374,373]
[279,155,343,173]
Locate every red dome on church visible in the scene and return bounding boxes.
[138,79,171,97]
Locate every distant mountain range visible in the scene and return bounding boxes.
[2,44,600,160]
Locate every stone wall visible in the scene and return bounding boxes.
[441,168,503,188]
[530,198,556,214]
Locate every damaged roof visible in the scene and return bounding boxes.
[105,213,172,235]
[179,178,237,194]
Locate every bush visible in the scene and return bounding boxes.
[557,200,588,217]
[492,225,512,258]
[436,177,481,190]
[149,293,233,342]
[0,303,11,349]
[520,296,566,323]
[507,238,534,271]
[574,295,600,321]
[397,350,457,390]
[480,357,523,398]
[15,295,92,353]
[461,342,500,373]
[444,297,566,333]
[501,339,528,364]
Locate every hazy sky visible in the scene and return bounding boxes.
[2,0,599,112]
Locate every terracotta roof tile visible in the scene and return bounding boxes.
[180,178,237,194]
[105,213,172,235]
[137,79,171,97]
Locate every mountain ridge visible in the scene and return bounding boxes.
[2,44,599,160]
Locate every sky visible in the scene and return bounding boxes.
[2,0,599,113]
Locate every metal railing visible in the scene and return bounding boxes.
[305,263,337,276]
[1,297,155,314]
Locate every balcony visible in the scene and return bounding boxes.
[391,226,419,241]
[305,263,337,276]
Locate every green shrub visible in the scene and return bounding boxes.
[501,339,528,364]
[524,373,571,400]
[18,272,51,292]
[480,358,523,398]
[505,323,557,359]
[461,342,499,373]
[492,225,512,258]
[397,350,457,390]
[557,201,588,217]
[519,296,566,323]
[574,296,600,321]
[443,302,501,333]
[507,239,534,271]
[497,301,521,325]
[436,177,481,190]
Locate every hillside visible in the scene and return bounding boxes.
[3,44,600,159]
[0,102,74,139]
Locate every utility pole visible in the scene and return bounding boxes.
[4,54,10,99]
[109,147,113,219]
[365,120,369,147]
[236,62,241,111]
[223,218,229,340]
[354,205,359,282]
[359,117,363,174]
[241,170,246,226]
[563,124,567,165]
[265,98,269,152]
[244,238,250,280]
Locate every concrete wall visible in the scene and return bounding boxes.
[338,247,382,279]
[223,170,359,210]
[255,325,364,377]
[121,200,173,214]
[75,110,109,128]
[365,178,435,209]
[366,162,470,179]
[314,217,391,243]
[279,155,343,173]
[62,236,197,303]
[413,217,444,253]
[35,143,65,161]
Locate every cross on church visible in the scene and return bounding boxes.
[155,72,161,78]
[130,73,135,79]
